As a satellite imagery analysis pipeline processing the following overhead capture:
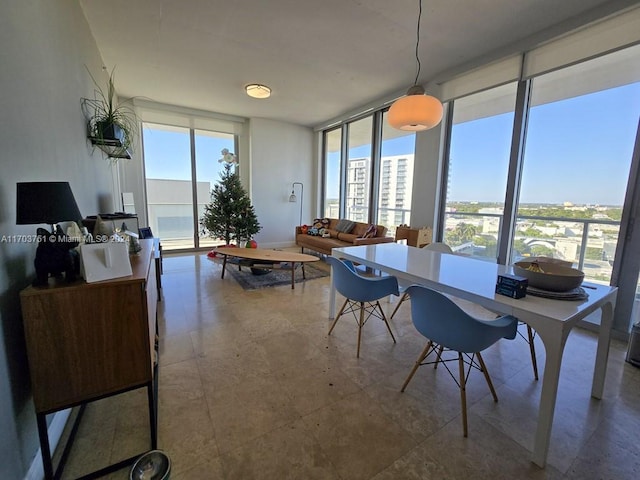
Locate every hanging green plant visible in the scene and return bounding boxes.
[81,66,138,159]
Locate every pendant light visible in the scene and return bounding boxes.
[388,0,443,131]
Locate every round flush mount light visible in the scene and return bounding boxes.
[245,84,271,99]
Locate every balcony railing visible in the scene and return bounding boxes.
[443,211,621,286]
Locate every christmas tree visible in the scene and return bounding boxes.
[200,162,261,245]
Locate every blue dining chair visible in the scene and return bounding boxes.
[401,284,518,437]
[390,242,453,320]
[327,256,399,358]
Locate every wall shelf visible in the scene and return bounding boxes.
[89,137,132,159]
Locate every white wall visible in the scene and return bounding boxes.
[0,1,114,478]
[244,118,314,248]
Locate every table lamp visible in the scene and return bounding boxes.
[16,182,83,285]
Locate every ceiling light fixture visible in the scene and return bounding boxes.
[388,0,443,131]
[245,84,271,99]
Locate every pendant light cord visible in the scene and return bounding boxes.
[414,0,422,86]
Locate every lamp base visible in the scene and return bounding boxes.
[33,226,80,286]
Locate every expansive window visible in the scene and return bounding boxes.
[377,111,415,237]
[143,123,237,250]
[194,129,237,247]
[323,128,342,218]
[143,124,194,249]
[513,47,640,285]
[322,110,418,232]
[443,83,518,259]
[345,117,373,222]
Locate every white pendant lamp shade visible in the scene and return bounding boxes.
[388,86,443,131]
[389,0,443,132]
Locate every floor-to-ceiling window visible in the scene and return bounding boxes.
[513,46,640,285]
[143,122,237,251]
[377,111,416,238]
[346,117,373,222]
[321,110,418,232]
[143,124,194,249]
[443,83,518,259]
[194,129,237,248]
[323,128,342,218]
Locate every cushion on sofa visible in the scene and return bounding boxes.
[312,218,330,229]
[337,232,358,243]
[360,224,378,238]
[335,218,356,233]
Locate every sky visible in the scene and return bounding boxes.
[143,127,236,194]
[449,82,640,205]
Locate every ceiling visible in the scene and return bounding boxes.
[79,0,637,128]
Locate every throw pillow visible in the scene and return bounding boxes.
[335,219,356,233]
[312,217,330,230]
[361,224,377,238]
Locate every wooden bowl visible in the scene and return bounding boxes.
[513,261,584,292]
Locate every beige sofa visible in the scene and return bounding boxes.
[295,218,394,256]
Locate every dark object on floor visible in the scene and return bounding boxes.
[238,258,275,276]
[227,262,329,290]
[129,450,171,480]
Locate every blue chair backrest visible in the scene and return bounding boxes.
[406,285,517,353]
[327,257,399,302]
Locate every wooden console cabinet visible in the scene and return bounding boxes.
[20,239,159,479]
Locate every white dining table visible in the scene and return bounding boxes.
[329,243,617,468]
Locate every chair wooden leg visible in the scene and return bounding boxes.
[476,352,498,402]
[328,298,349,335]
[357,302,364,358]
[458,352,468,437]
[527,325,539,381]
[376,301,396,343]
[434,345,444,369]
[401,340,432,392]
[390,292,409,319]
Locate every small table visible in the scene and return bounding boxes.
[214,247,320,289]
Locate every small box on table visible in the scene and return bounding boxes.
[495,273,528,299]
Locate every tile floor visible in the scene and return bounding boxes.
[59,252,640,479]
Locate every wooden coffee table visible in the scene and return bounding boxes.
[214,247,320,289]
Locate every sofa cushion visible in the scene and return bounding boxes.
[360,224,377,238]
[335,218,356,233]
[337,232,358,243]
[312,217,330,230]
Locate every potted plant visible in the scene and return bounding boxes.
[82,67,138,159]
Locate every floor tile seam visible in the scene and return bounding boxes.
[211,412,306,458]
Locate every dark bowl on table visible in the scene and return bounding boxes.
[513,261,584,292]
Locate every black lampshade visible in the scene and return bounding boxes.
[16,182,82,225]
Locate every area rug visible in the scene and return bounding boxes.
[226,261,329,290]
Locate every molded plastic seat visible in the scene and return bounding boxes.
[390,242,539,380]
[390,242,453,319]
[327,256,399,357]
[401,285,518,436]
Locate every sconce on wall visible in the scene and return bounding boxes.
[289,182,304,226]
